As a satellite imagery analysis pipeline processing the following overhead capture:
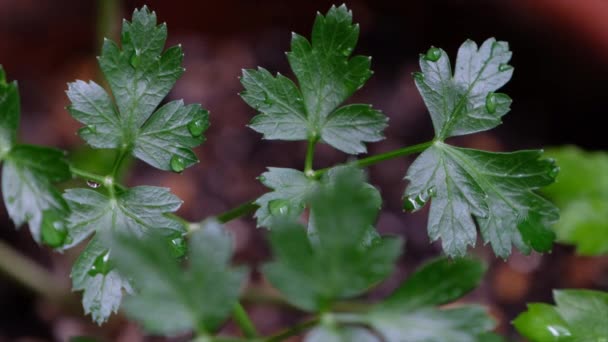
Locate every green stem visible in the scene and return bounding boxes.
[96,0,120,48]
[70,166,126,191]
[217,201,259,224]
[312,140,433,178]
[264,317,319,342]
[304,138,317,177]
[111,147,129,178]
[232,303,259,338]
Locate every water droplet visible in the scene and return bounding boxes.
[549,166,560,178]
[257,175,266,183]
[427,186,437,198]
[412,72,424,82]
[424,47,442,62]
[130,50,141,68]
[485,92,497,114]
[168,233,187,258]
[268,199,291,216]
[341,47,352,56]
[86,180,101,189]
[498,63,513,72]
[263,93,273,105]
[41,214,67,248]
[88,250,112,276]
[403,191,432,212]
[187,119,206,137]
[7,196,14,204]
[78,126,96,136]
[170,155,186,173]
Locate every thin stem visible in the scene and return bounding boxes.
[70,166,126,191]
[232,303,259,338]
[264,317,319,342]
[96,0,120,48]
[217,201,258,224]
[0,240,79,312]
[304,138,317,177]
[312,140,434,178]
[111,147,129,178]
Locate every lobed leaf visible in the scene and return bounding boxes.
[109,220,247,335]
[67,7,209,172]
[241,5,387,154]
[514,289,608,341]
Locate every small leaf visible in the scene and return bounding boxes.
[109,220,247,335]
[67,7,209,171]
[65,185,184,323]
[405,143,558,258]
[542,147,608,255]
[514,289,608,341]
[381,257,486,310]
[2,145,70,241]
[241,5,386,154]
[263,167,402,311]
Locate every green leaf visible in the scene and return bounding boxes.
[263,167,402,311]
[254,167,318,227]
[513,303,572,342]
[64,185,184,323]
[405,142,559,258]
[241,5,387,154]
[2,145,70,242]
[381,257,486,310]
[71,237,132,325]
[0,65,19,155]
[67,7,209,171]
[109,220,247,336]
[514,290,608,341]
[415,38,513,141]
[367,305,495,342]
[543,147,608,255]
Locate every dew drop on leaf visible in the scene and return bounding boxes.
[88,250,112,276]
[86,180,101,189]
[485,92,497,114]
[130,50,141,68]
[341,47,352,56]
[263,92,273,105]
[170,155,186,173]
[187,119,206,137]
[257,175,266,182]
[41,216,68,248]
[268,199,291,216]
[498,63,513,72]
[168,233,187,258]
[424,47,442,62]
[427,186,437,198]
[403,192,431,212]
[549,166,560,178]
[7,196,14,204]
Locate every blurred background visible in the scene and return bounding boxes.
[1,0,607,341]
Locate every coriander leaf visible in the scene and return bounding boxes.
[543,147,608,255]
[109,220,247,336]
[405,143,558,258]
[305,326,380,342]
[64,185,183,323]
[67,7,209,171]
[241,5,387,154]
[263,167,402,311]
[0,65,19,155]
[241,68,308,141]
[513,303,571,341]
[514,289,608,341]
[2,145,70,242]
[63,185,183,248]
[254,167,318,227]
[367,306,495,342]
[381,257,485,310]
[71,237,132,325]
[415,38,513,140]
